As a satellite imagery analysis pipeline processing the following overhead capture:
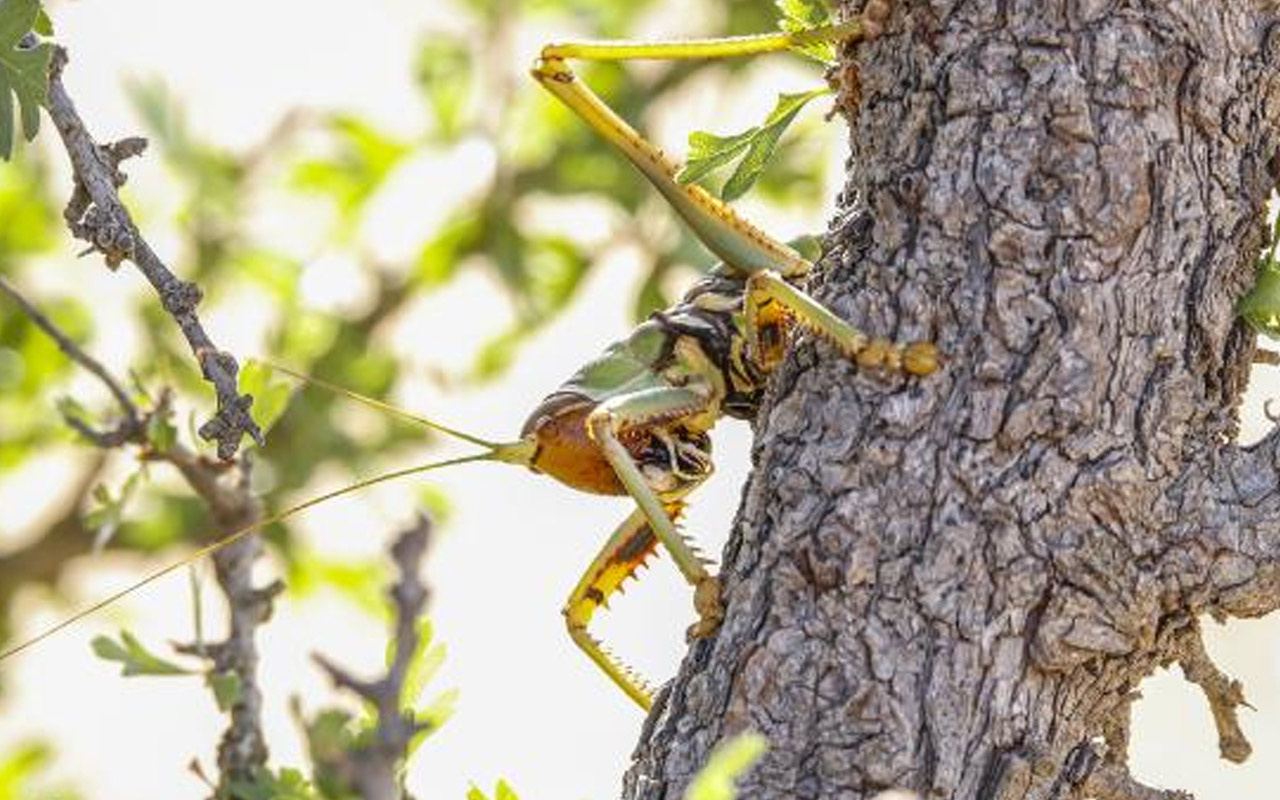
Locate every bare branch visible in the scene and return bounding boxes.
[44,46,260,460]
[0,273,140,438]
[1167,624,1252,764]
[312,517,434,800]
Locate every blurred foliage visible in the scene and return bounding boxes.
[0,0,841,626]
[0,740,81,800]
[683,732,767,800]
[0,0,840,794]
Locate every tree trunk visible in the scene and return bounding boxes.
[623,2,1280,799]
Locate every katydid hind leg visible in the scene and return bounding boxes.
[563,508,662,709]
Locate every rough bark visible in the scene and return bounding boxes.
[623,2,1280,799]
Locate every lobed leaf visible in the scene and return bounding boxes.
[239,359,296,437]
[0,0,51,161]
[90,630,192,677]
[775,0,836,64]
[678,89,829,202]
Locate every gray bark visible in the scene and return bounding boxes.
[623,2,1280,799]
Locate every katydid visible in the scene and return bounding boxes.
[1,0,937,710]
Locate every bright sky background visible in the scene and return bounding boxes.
[2,2,1280,800]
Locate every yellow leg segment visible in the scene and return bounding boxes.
[563,508,663,710]
[529,19,885,279]
[746,270,939,376]
[531,57,809,278]
[587,386,726,641]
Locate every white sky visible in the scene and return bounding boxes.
[2,2,1280,800]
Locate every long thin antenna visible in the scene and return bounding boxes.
[0,451,497,663]
[263,360,502,449]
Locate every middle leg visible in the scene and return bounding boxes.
[745,269,939,376]
[585,386,724,640]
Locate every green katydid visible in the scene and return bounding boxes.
[1,0,937,710]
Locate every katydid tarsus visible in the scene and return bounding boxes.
[1,0,938,710]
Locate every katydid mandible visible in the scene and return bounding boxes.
[1,1,938,711]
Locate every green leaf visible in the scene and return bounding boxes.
[54,395,89,426]
[676,128,759,186]
[146,412,178,453]
[0,0,51,160]
[228,767,319,800]
[775,0,836,64]
[391,617,444,707]
[494,781,520,800]
[290,113,410,230]
[30,5,49,35]
[683,732,768,800]
[287,550,387,618]
[0,741,50,794]
[206,672,243,712]
[412,214,481,289]
[240,359,296,437]
[676,89,829,202]
[722,90,828,201]
[90,631,192,676]
[83,467,146,549]
[1240,212,1280,340]
[470,327,525,381]
[787,233,823,262]
[409,687,457,752]
[414,484,454,527]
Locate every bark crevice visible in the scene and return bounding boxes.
[623,2,1280,799]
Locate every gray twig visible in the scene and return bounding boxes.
[0,273,141,443]
[312,517,434,800]
[43,46,261,460]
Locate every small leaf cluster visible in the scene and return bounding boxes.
[677,88,829,202]
[674,0,836,201]
[302,619,457,800]
[89,615,454,798]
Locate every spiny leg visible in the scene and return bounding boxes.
[563,508,663,710]
[745,269,939,376]
[585,386,724,639]
[531,19,886,279]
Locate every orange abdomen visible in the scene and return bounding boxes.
[522,394,629,495]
